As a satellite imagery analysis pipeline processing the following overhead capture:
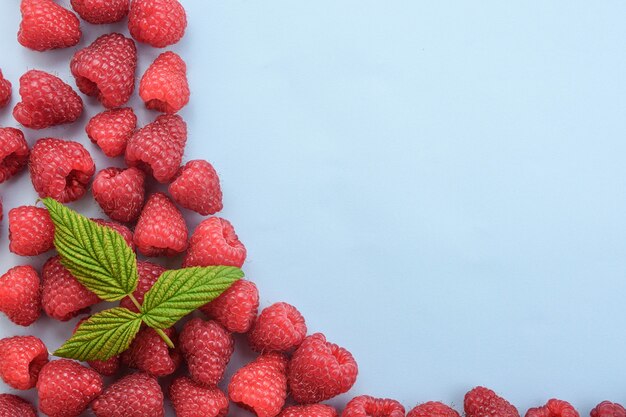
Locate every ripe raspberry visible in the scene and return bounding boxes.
[9,206,55,256]
[0,336,48,390]
[342,396,405,417]
[73,318,120,376]
[288,333,358,404]
[229,352,288,417]
[183,217,247,268]
[0,266,41,326]
[71,33,137,109]
[407,402,460,417]
[200,279,259,333]
[140,51,190,114]
[591,402,626,417]
[134,192,188,257]
[0,394,37,417]
[71,0,129,24]
[249,302,307,352]
[279,405,339,417]
[180,318,234,386]
[92,372,164,417]
[121,327,181,377]
[170,376,229,417]
[169,160,223,215]
[125,114,187,183]
[525,399,579,417]
[128,0,187,48]
[0,127,29,184]
[0,70,12,108]
[37,359,103,417]
[29,138,95,203]
[464,387,519,417]
[13,70,83,129]
[92,218,135,249]
[18,0,81,51]
[42,256,100,321]
[92,167,145,223]
[86,107,137,157]
[119,261,165,312]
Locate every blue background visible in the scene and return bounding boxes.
[1,1,625,415]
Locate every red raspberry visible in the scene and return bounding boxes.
[279,405,339,417]
[200,279,259,333]
[0,70,12,108]
[9,206,55,256]
[0,336,48,390]
[0,127,29,184]
[41,256,100,321]
[229,352,288,417]
[407,402,460,417]
[92,218,135,250]
[180,318,234,386]
[591,401,626,417]
[86,107,137,157]
[288,333,358,404]
[170,376,229,417]
[249,302,307,352]
[134,192,188,257]
[183,217,247,268]
[464,387,519,417]
[18,0,81,51]
[342,396,405,417]
[121,327,181,377]
[71,33,137,109]
[125,114,187,183]
[73,318,120,376]
[71,0,129,24]
[119,261,165,312]
[13,70,83,129]
[0,266,41,326]
[128,0,187,48]
[169,160,223,215]
[37,359,103,417]
[92,167,145,223]
[140,51,190,114]
[92,372,164,417]
[525,399,579,417]
[0,394,37,417]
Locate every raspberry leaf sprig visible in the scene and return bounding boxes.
[42,198,243,361]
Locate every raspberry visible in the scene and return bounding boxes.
[73,318,120,376]
[92,218,135,249]
[121,327,181,377]
[92,167,145,223]
[279,405,339,417]
[9,206,55,256]
[169,160,223,215]
[119,261,165,312]
[591,402,626,417]
[288,333,358,404]
[342,396,405,417]
[128,0,187,48]
[0,265,41,326]
[180,318,234,386]
[18,0,81,51]
[125,114,187,183]
[183,217,247,268]
[249,302,307,352]
[29,138,95,203]
[13,70,83,129]
[525,399,579,417]
[200,279,259,333]
[134,192,188,257]
[37,359,103,417]
[0,70,11,108]
[0,394,37,417]
[42,256,100,321]
[407,402,460,417]
[0,127,29,184]
[229,352,288,417]
[464,387,519,417]
[71,0,129,24]
[92,372,164,417]
[0,336,48,390]
[170,376,229,417]
[86,107,137,157]
[71,33,137,109]
[140,51,190,114]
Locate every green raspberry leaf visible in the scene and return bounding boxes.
[141,266,243,329]
[42,198,138,301]
[54,307,142,361]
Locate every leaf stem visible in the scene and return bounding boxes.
[128,294,143,312]
[155,328,175,349]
